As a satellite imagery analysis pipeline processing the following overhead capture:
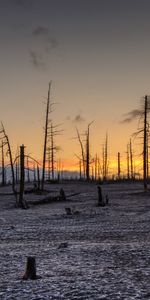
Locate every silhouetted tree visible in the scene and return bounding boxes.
[0,141,5,186]
[47,122,62,181]
[102,133,109,180]
[129,138,134,179]
[41,81,52,190]
[126,143,130,179]
[122,95,150,189]
[0,123,17,201]
[118,152,121,179]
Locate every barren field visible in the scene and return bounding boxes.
[0,181,150,299]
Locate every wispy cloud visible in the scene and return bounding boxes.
[121,109,142,123]
[32,26,58,50]
[73,114,85,123]
[29,25,59,68]
[32,26,49,37]
[65,114,85,123]
[29,50,44,68]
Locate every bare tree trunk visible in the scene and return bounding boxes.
[1,123,16,201]
[147,132,149,181]
[130,138,134,179]
[95,154,98,181]
[1,141,5,186]
[85,121,94,181]
[76,128,86,179]
[19,145,25,207]
[47,147,51,181]
[27,156,30,183]
[103,133,108,180]
[143,95,148,189]
[127,143,130,179]
[41,81,51,191]
[79,159,82,180]
[117,152,120,179]
[15,158,19,184]
[51,123,54,180]
[86,126,90,181]
[37,164,40,190]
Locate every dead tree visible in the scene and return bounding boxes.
[127,143,130,179]
[85,122,94,180]
[27,156,30,183]
[0,123,17,200]
[79,159,82,180]
[76,122,94,181]
[19,145,26,208]
[37,164,40,189]
[129,138,134,179]
[1,141,5,186]
[122,95,150,189]
[76,128,86,178]
[117,152,121,179]
[102,133,109,180]
[94,154,98,181]
[41,81,52,190]
[15,155,19,184]
[47,122,62,181]
[143,96,148,188]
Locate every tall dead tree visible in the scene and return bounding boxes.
[0,123,16,199]
[27,156,30,183]
[76,128,86,178]
[1,141,5,186]
[129,138,134,179]
[143,96,148,189]
[47,122,62,181]
[79,159,82,180]
[19,144,25,207]
[41,81,51,190]
[94,154,98,181]
[86,125,90,180]
[122,95,150,189]
[76,122,93,181]
[117,152,121,179]
[127,143,130,179]
[102,133,109,180]
[85,121,94,181]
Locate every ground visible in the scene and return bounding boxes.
[0,181,150,300]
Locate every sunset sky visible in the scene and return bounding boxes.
[0,0,150,175]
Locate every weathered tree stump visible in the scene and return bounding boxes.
[23,257,37,280]
[59,188,66,201]
[65,207,72,215]
[97,185,105,206]
[106,195,109,205]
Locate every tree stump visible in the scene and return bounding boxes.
[65,207,72,215]
[106,195,109,205]
[97,185,105,206]
[59,188,66,201]
[23,257,37,280]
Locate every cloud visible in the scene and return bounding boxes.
[29,50,44,68]
[73,114,85,123]
[29,25,59,68]
[32,26,49,37]
[32,26,59,50]
[121,109,142,123]
[47,37,58,49]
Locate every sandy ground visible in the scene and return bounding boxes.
[0,181,150,300]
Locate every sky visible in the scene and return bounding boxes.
[0,0,150,175]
